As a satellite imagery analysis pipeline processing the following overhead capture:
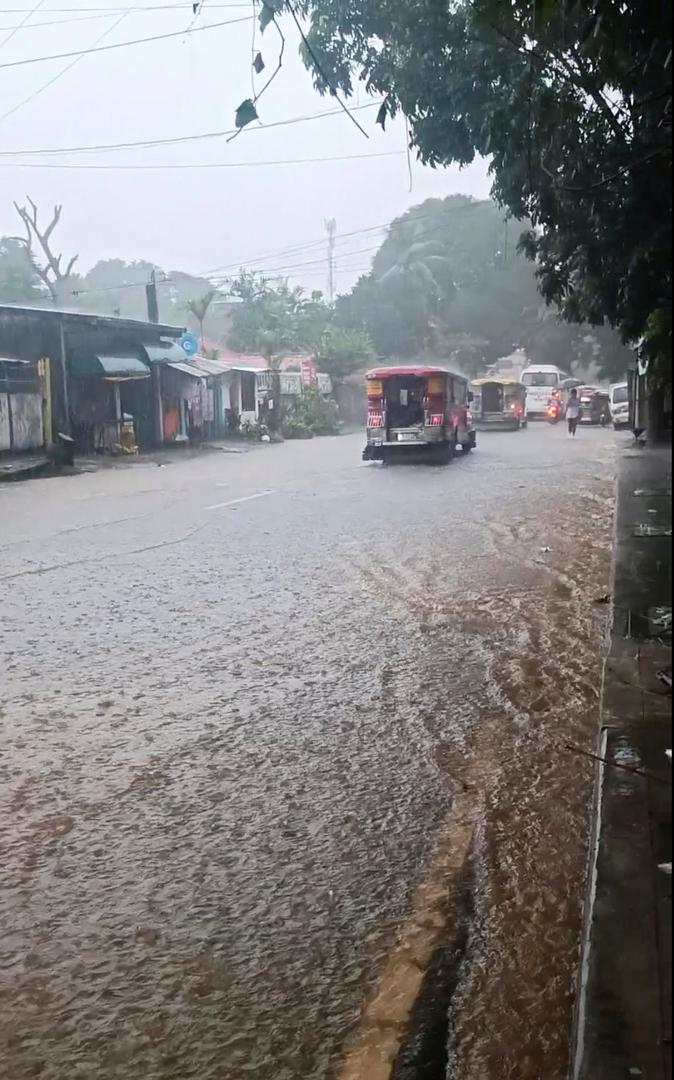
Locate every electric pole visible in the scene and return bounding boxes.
[146,269,159,323]
[325,218,336,304]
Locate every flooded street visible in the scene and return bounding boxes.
[0,425,615,1080]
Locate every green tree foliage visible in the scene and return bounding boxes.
[0,237,46,303]
[335,196,633,378]
[63,259,228,335]
[185,289,217,347]
[227,271,307,364]
[314,324,375,382]
[226,272,334,430]
[297,0,671,374]
[226,272,334,361]
[284,387,340,438]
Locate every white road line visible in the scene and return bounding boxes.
[204,490,275,511]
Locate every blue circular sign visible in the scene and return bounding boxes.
[180,332,199,356]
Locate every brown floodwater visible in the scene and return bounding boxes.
[0,428,615,1080]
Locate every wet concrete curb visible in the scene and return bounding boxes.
[0,455,52,482]
[572,443,672,1080]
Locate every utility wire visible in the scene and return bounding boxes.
[0,13,251,69]
[192,200,485,278]
[66,203,479,297]
[199,221,392,275]
[0,0,46,50]
[0,13,123,32]
[209,243,382,278]
[0,12,130,123]
[0,149,405,168]
[0,3,250,9]
[0,101,380,156]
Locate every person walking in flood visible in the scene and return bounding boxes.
[566,387,581,436]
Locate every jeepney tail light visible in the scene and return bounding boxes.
[429,414,443,426]
[368,411,383,428]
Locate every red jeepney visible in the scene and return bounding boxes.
[363,365,476,463]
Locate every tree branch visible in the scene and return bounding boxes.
[13,196,78,303]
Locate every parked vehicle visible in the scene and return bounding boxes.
[521,364,569,419]
[609,381,630,429]
[578,386,611,425]
[363,365,476,464]
[470,377,527,430]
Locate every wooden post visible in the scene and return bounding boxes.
[152,363,164,445]
[58,318,71,436]
[38,356,52,448]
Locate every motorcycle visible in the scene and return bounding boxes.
[546,399,562,424]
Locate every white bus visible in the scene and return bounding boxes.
[520,364,568,419]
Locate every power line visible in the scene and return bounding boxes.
[0,149,405,169]
[1,11,130,123]
[0,3,250,9]
[195,202,486,279]
[0,0,47,50]
[0,13,124,32]
[0,101,380,156]
[209,243,382,278]
[66,203,483,297]
[0,13,251,69]
[200,221,391,276]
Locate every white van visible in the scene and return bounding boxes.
[609,381,629,429]
[520,365,566,419]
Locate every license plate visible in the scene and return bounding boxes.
[397,433,418,442]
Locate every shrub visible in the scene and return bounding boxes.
[287,389,340,436]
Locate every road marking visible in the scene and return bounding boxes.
[204,489,275,511]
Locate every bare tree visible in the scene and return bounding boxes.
[12,197,78,305]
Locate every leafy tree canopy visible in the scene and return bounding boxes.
[334,196,633,379]
[0,237,46,304]
[314,324,375,381]
[293,0,671,374]
[226,271,333,364]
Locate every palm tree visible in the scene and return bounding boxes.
[373,217,457,339]
[186,289,217,349]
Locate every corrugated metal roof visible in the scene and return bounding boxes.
[166,361,207,379]
[143,341,189,365]
[190,355,232,376]
[0,304,183,337]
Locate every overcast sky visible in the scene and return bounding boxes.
[0,2,492,295]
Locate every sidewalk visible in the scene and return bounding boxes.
[0,453,51,482]
[0,439,258,482]
[573,441,672,1080]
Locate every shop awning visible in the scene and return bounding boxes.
[143,341,189,365]
[71,353,150,379]
[166,360,207,379]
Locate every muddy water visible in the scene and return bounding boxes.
[0,430,614,1080]
[344,479,614,1080]
[445,490,615,1079]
